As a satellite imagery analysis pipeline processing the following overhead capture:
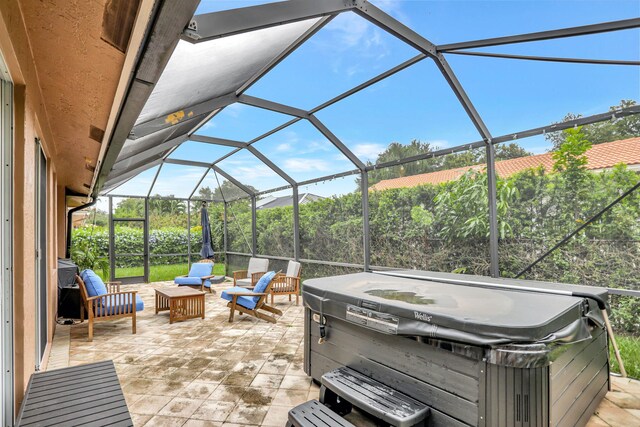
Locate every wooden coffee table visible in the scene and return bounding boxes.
[155,287,205,324]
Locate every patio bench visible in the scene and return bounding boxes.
[287,400,355,427]
[16,360,132,426]
[320,367,430,427]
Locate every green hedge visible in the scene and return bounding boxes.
[74,163,640,333]
[72,226,206,268]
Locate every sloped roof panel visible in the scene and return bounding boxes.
[135,18,320,126]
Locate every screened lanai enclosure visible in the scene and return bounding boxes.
[77,0,640,345]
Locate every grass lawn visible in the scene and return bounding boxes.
[610,334,640,379]
[99,263,226,283]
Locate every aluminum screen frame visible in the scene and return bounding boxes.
[98,0,640,281]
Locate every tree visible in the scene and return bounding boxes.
[372,140,435,164]
[148,197,186,215]
[366,140,436,186]
[495,143,532,161]
[551,127,593,222]
[433,171,518,241]
[114,198,144,218]
[367,139,531,187]
[552,128,591,175]
[545,100,640,150]
[440,143,532,170]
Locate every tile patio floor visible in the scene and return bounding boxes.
[46,281,640,427]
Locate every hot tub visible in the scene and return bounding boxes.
[302,270,609,427]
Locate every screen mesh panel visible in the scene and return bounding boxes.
[136,19,320,125]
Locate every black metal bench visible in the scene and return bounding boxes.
[287,400,355,427]
[16,360,132,427]
[320,367,430,427]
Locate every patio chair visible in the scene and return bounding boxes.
[233,257,269,288]
[76,270,144,341]
[221,271,282,323]
[270,260,302,305]
[175,260,218,293]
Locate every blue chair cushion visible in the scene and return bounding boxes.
[80,269,108,297]
[97,294,144,316]
[175,276,211,288]
[253,271,276,296]
[189,263,213,278]
[174,263,213,287]
[221,287,259,310]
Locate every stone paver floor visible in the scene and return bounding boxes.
[47,281,640,426]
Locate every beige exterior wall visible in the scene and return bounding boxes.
[1,0,75,412]
[0,0,147,417]
[0,78,61,412]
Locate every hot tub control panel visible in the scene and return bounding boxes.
[346,304,399,334]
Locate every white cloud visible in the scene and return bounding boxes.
[270,131,331,154]
[220,158,248,166]
[351,143,385,161]
[284,158,331,172]
[304,140,332,153]
[151,168,208,196]
[317,13,391,76]
[198,120,216,131]
[276,137,332,155]
[229,164,277,181]
[276,142,292,152]
[325,13,370,48]
[370,0,410,22]
[221,103,246,119]
[345,64,361,77]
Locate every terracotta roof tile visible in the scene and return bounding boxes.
[370,137,640,191]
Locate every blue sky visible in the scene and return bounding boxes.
[106,0,640,207]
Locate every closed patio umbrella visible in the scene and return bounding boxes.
[200,204,215,259]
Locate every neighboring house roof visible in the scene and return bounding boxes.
[256,193,324,210]
[370,137,640,191]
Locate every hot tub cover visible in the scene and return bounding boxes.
[302,272,605,347]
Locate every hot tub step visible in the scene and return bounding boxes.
[321,367,430,427]
[287,400,355,427]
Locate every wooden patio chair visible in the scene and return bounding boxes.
[174,259,218,293]
[221,271,282,323]
[76,270,144,341]
[270,260,302,305]
[233,257,269,287]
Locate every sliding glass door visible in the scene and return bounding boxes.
[34,140,47,370]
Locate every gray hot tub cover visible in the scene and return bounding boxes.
[302,272,605,348]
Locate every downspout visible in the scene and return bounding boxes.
[65,199,96,258]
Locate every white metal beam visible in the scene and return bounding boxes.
[183,0,359,42]
[114,135,188,170]
[190,135,248,148]
[103,158,164,191]
[438,18,640,52]
[446,50,640,66]
[238,95,308,118]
